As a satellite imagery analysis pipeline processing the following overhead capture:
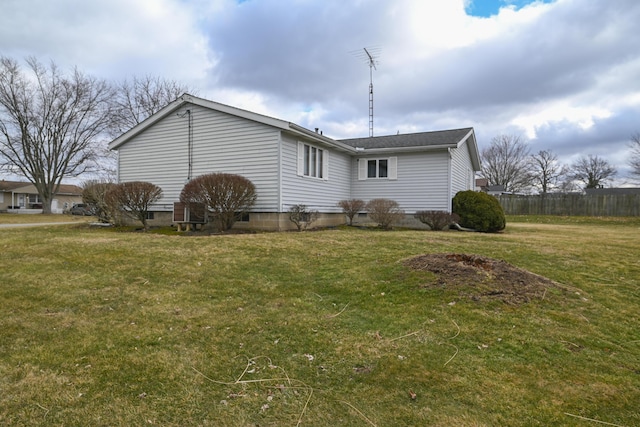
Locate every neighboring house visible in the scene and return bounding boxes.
[486,184,507,196]
[0,180,83,214]
[475,178,489,192]
[109,94,481,230]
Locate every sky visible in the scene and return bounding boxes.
[1,0,639,184]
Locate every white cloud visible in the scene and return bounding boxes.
[0,0,213,83]
[1,0,639,180]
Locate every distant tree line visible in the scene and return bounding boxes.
[0,55,195,213]
[479,134,629,194]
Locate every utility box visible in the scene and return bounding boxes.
[173,202,206,231]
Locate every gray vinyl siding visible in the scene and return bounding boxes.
[117,104,281,212]
[351,151,451,213]
[450,140,474,198]
[280,134,351,212]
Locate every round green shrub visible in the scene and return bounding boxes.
[452,190,506,232]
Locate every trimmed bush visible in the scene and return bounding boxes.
[82,180,117,224]
[338,199,366,226]
[105,181,163,230]
[414,210,460,231]
[366,198,404,230]
[288,204,319,231]
[180,173,257,232]
[452,190,506,232]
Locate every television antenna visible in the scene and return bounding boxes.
[352,47,381,137]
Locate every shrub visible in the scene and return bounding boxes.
[82,180,117,223]
[414,210,460,231]
[105,181,163,231]
[288,204,319,231]
[366,198,405,230]
[180,173,257,232]
[452,190,506,232]
[338,199,366,226]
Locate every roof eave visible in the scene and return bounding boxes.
[458,128,481,171]
[287,123,357,153]
[353,144,456,154]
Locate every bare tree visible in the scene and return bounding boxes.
[110,75,194,136]
[180,173,257,232]
[529,150,569,194]
[570,155,617,189]
[0,56,113,213]
[629,133,640,183]
[105,181,163,231]
[481,134,532,193]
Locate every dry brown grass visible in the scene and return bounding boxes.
[0,216,638,426]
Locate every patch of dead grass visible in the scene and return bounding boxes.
[403,253,566,304]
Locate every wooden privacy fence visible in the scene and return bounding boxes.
[497,194,640,216]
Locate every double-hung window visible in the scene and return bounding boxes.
[297,142,329,180]
[367,159,388,178]
[359,157,397,180]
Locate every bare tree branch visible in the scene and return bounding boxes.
[110,75,195,136]
[629,132,640,183]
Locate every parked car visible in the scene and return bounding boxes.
[70,204,94,216]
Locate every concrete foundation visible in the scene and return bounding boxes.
[125,210,434,231]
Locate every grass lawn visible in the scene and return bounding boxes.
[1,216,639,426]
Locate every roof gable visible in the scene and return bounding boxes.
[109,93,354,152]
[107,94,480,170]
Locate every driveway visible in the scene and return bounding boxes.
[0,222,81,228]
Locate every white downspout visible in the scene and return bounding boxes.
[447,148,453,212]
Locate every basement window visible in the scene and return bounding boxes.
[236,212,250,222]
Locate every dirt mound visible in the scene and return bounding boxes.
[403,253,561,305]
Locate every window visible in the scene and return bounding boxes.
[297,142,329,179]
[367,159,388,178]
[28,194,41,204]
[236,212,250,222]
[359,157,397,180]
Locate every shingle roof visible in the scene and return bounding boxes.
[0,180,82,195]
[0,180,27,191]
[338,127,474,149]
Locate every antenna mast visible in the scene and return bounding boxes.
[364,48,376,137]
[352,47,380,137]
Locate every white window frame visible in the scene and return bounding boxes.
[297,142,329,180]
[358,157,397,180]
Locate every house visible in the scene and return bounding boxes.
[109,94,481,230]
[475,178,489,192]
[0,180,83,213]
